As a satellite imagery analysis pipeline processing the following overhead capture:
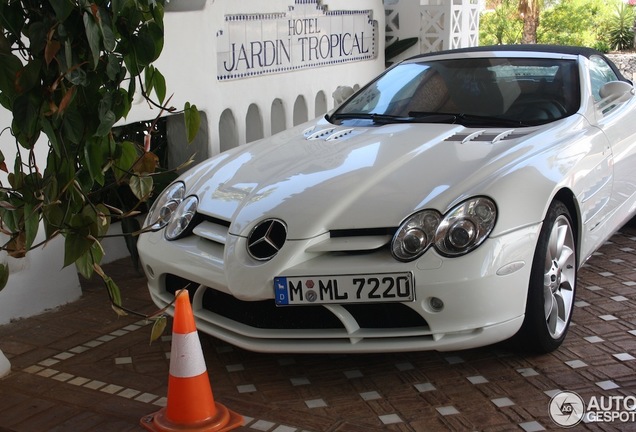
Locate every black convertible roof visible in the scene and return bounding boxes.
[414,44,628,81]
[416,44,604,58]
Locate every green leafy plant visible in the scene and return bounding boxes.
[0,0,200,328]
[607,2,635,51]
[480,1,523,45]
[481,0,622,50]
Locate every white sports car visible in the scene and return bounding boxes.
[138,45,636,354]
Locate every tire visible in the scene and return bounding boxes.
[515,201,577,353]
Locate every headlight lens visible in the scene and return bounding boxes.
[147,182,186,230]
[165,196,199,240]
[392,210,441,261]
[392,197,497,261]
[435,197,497,256]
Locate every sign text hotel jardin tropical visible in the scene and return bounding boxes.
[217,0,377,80]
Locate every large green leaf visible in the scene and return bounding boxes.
[152,68,166,104]
[23,201,39,251]
[0,51,21,102]
[94,204,111,238]
[75,240,104,279]
[84,136,108,185]
[41,117,61,157]
[26,21,47,55]
[0,263,8,291]
[62,106,85,144]
[15,60,42,95]
[132,23,161,66]
[184,102,200,143]
[0,2,26,46]
[49,0,75,22]
[43,201,64,238]
[114,140,138,182]
[63,232,92,267]
[150,315,167,343]
[95,109,116,137]
[96,6,116,52]
[83,9,101,68]
[106,53,121,81]
[105,277,123,308]
[12,92,41,148]
[129,174,153,201]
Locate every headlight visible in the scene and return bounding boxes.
[435,197,497,256]
[392,210,441,261]
[391,197,497,261]
[165,196,199,240]
[147,181,186,230]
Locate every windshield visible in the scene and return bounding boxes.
[329,57,580,127]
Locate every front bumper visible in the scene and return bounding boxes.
[138,223,541,353]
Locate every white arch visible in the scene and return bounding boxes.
[246,103,264,143]
[314,91,328,118]
[271,98,286,135]
[219,108,238,152]
[293,95,308,126]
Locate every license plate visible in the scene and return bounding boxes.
[274,272,414,306]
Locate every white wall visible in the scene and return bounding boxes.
[129,0,386,158]
[0,232,81,325]
[0,0,386,324]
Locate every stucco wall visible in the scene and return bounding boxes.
[0,0,386,325]
[128,0,386,161]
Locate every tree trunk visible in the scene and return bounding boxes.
[519,0,540,44]
[521,15,539,44]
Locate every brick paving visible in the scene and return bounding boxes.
[2,224,636,431]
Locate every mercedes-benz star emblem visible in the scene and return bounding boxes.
[247,219,287,260]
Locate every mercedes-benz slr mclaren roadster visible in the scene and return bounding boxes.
[138,45,636,354]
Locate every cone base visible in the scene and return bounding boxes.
[140,402,243,432]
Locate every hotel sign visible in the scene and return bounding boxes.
[217,0,377,80]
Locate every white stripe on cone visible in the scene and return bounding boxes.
[169,332,207,378]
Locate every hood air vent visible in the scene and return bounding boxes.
[444,129,531,144]
[304,126,359,142]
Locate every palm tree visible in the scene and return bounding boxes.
[519,0,541,43]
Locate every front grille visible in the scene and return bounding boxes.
[165,274,198,299]
[330,227,396,238]
[202,288,344,329]
[191,215,231,245]
[342,303,426,328]
[164,274,429,331]
[201,287,428,330]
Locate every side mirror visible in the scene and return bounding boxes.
[599,80,635,103]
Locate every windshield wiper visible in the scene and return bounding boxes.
[328,112,411,124]
[410,111,531,127]
[457,113,531,127]
[410,112,530,127]
[329,111,531,127]
[329,112,458,125]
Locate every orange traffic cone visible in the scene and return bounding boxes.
[141,290,243,432]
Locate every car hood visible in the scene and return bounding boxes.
[185,118,544,239]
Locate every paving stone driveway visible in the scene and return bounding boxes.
[2,224,636,431]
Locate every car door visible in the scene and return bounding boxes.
[590,55,636,223]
